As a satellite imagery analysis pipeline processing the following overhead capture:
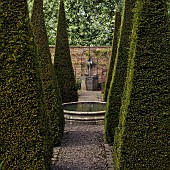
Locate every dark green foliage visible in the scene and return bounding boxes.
[31,0,65,147]
[65,0,116,46]
[103,9,121,102]
[104,0,136,144]
[54,0,78,103]
[114,0,170,169]
[0,0,50,169]
[28,0,118,46]
[168,1,170,17]
[0,161,3,170]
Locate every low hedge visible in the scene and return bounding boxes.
[114,0,170,169]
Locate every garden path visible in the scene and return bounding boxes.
[51,90,114,170]
[78,90,103,101]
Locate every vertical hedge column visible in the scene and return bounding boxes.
[114,0,170,169]
[103,9,121,102]
[54,0,78,103]
[104,0,136,144]
[31,0,64,147]
[0,0,50,169]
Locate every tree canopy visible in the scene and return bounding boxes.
[28,0,123,46]
[65,0,116,46]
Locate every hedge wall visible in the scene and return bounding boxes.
[0,0,50,169]
[54,0,78,103]
[114,0,170,169]
[103,9,121,102]
[31,0,65,147]
[104,0,136,144]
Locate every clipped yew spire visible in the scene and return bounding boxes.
[31,0,64,147]
[0,0,50,169]
[54,0,78,103]
[103,8,121,102]
[105,0,136,144]
[114,0,170,169]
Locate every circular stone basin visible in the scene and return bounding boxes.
[62,101,106,124]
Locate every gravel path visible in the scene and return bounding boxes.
[51,124,107,170]
[78,90,103,101]
[51,91,114,170]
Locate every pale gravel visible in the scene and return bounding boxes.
[51,124,107,170]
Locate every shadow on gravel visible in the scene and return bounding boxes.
[51,125,107,170]
[52,162,96,170]
[61,130,104,147]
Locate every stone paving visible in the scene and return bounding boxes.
[51,90,114,170]
[78,90,103,101]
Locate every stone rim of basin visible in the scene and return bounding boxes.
[62,101,106,114]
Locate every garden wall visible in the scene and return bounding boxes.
[50,46,111,84]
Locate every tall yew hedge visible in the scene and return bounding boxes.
[31,0,64,147]
[104,0,136,144]
[0,0,51,169]
[103,9,121,102]
[114,0,170,169]
[54,0,78,103]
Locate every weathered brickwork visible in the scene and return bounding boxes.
[50,46,111,84]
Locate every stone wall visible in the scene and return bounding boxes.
[50,46,111,84]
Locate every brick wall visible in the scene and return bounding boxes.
[50,46,111,83]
